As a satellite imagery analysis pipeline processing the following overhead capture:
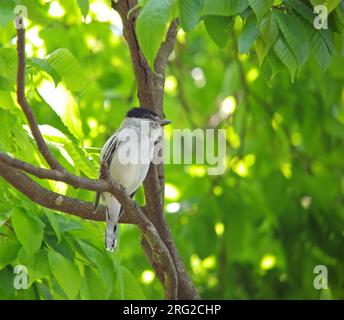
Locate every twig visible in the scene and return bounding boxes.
[16,28,64,171]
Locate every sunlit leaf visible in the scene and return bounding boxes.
[11,208,45,256]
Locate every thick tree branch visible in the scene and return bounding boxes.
[111,0,199,299]
[0,161,105,221]
[16,28,64,171]
[0,152,109,192]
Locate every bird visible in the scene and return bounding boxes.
[94,107,171,252]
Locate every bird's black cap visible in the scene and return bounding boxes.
[126,107,172,126]
[126,107,158,120]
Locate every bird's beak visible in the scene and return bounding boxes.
[159,119,172,126]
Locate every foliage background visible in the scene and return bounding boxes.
[0,0,343,299]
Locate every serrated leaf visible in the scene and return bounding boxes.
[203,15,233,48]
[136,0,175,69]
[48,250,80,299]
[248,0,274,21]
[202,0,249,16]
[286,0,334,54]
[310,29,332,72]
[39,125,97,178]
[27,58,61,87]
[274,12,310,67]
[285,0,314,23]
[37,80,84,140]
[178,0,203,31]
[12,208,45,256]
[64,141,98,178]
[273,37,298,81]
[259,13,279,48]
[239,14,259,53]
[46,48,87,92]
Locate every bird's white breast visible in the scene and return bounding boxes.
[107,129,153,195]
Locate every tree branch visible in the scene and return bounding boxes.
[111,0,199,300]
[16,28,64,171]
[0,161,105,221]
[0,152,109,192]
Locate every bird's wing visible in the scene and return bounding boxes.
[94,131,121,210]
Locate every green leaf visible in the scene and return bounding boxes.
[11,208,45,256]
[0,76,14,91]
[80,266,107,300]
[0,210,12,228]
[203,15,233,48]
[178,0,204,31]
[273,38,298,81]
[0,91,16,111]
[77,0,89,18]
[273,11,310,67]
[27,58,61,87]
[310,30,331,72]
[286,0,334,53]
[0,48,17,83]
[255,37,269,65]
[202,0,249,16]
[45,211,61,243]
[248,0,274,21]
[37,81,84,140]
[77,240,115,296]
[116,266,145,299]
[136,0,175,69]
[0,240,21,269]
[310,0,341,13]
[64,141,98,178]
[239,14,259,53]
[39,125,97,178]
[46,48,87,92]
[268,50,285,79]
[0,267,15,299]
[259,13,279,48]
[285,0,314,23]
[48,250,80,299]
[17,248,51,285]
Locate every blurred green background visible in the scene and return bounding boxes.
[0,0,343,300]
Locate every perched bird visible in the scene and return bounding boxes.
[95,107,171,251]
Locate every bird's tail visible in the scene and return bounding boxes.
[103,192,121,252]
